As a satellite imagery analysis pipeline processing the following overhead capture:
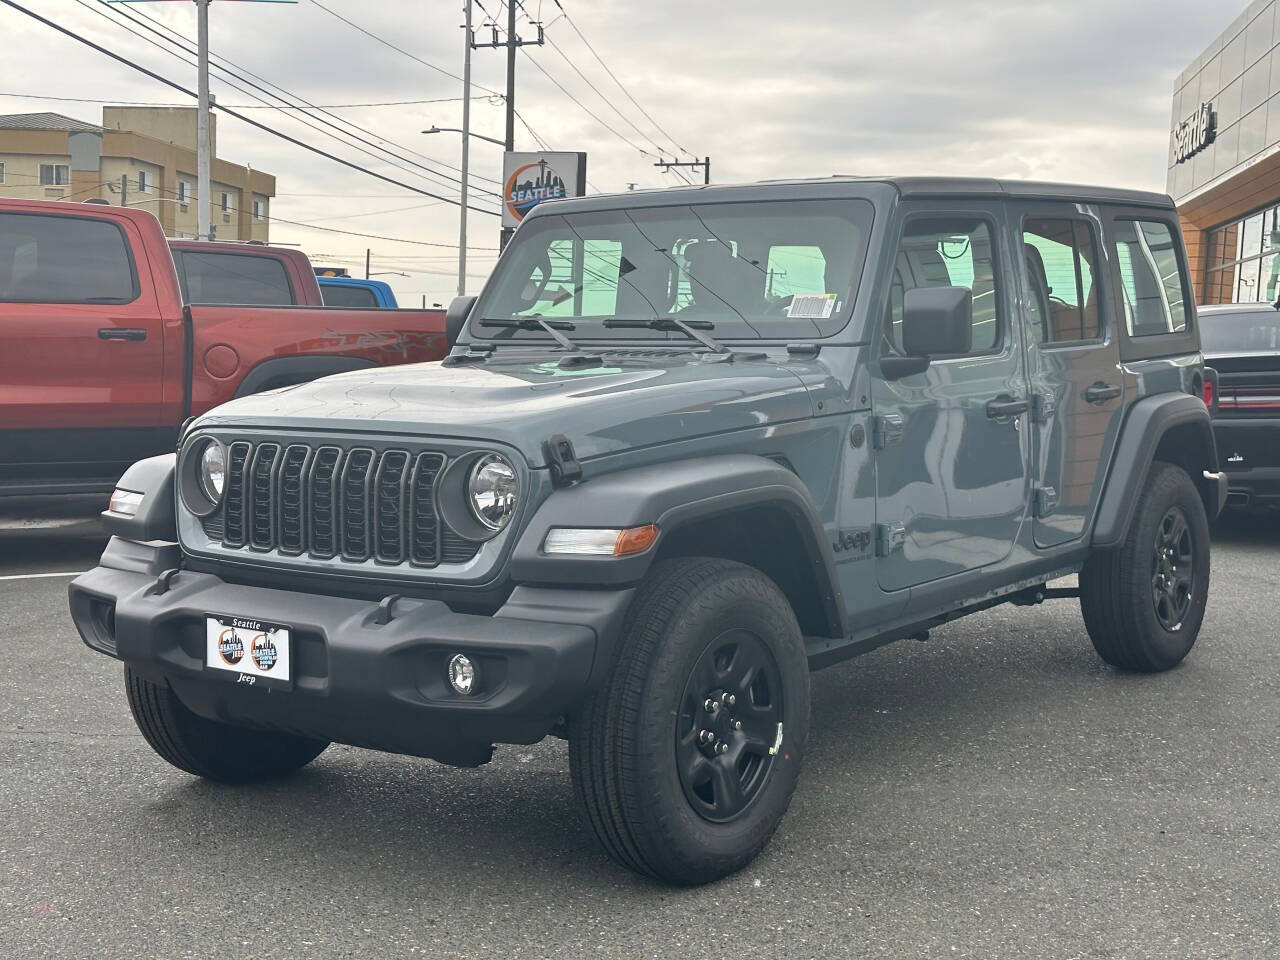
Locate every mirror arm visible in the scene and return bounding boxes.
[879,355,931,380]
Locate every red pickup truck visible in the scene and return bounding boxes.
[0,198,447,497]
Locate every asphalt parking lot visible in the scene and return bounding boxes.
[2,504,1279,960]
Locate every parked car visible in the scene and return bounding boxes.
[0,198,447,497]
[1198,301,1280,510]
[169,239,324,306]
[70,177,1226,885]
[318,276,399,308]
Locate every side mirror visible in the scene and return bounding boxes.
[879,286,973,381]
[445,295,477,349]
[902,286,973,356]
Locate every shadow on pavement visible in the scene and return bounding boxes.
[0,495,108,574]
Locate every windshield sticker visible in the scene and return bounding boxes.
[787,293,837,320]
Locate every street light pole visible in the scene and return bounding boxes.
[196,0,212,241]
[458,0,472,297]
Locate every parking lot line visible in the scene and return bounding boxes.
[0,571,85,581]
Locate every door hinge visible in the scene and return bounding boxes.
[1033,484,1058,518]
[875,522,907,557]
[1031,392,1056,424]
[872,414,904,450]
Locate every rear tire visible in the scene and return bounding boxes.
[1080,461,1210,672]
[125,667,328,783]
[570,558,810,885]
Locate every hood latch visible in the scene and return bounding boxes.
[545,434,583,486]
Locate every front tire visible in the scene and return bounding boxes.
[125,667,328,783]
[570,558,810,885]
[1080,461,1210,672]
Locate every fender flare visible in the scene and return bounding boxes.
[233,355,377,398]
[1091,392,1221,549]
[510,454,848,637]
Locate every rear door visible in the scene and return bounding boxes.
[1013,204,1125,547]
[872,202,1030,592]
[0,209,166,490]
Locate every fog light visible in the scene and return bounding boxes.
[447,653,479,695]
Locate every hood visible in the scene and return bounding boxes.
[197,349,817,466]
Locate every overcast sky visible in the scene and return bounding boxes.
[1,0,1237,304]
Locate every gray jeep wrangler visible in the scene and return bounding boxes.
[70,177,1228,885]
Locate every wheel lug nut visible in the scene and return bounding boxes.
[722,693,736,706]
[734,720,742,730]
[698,729,712,744]
[718,742,728,754]
[704,699,718,713]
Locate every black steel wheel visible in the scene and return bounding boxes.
[1151,506,1195,632]
[676,630,783,823]
[1080,461,1210,672]
[570,557,810,885]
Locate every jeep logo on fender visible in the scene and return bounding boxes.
[832,529,871,555]
[1173,101,1216,165]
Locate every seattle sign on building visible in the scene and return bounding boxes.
[1173,101,1216,165]
[501,152,588,230]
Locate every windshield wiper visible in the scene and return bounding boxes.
[479,315,579,351]
[602,316,729,354]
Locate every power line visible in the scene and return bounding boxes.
[549,1,694,160]
[1,0,500,215]
[93,0,505,198]
[0,91,472,108]
[307,0,504,99]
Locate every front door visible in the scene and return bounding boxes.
[873,204,1030,593]
[1013,204,1125,548]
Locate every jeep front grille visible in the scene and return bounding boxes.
[201,441,479,569]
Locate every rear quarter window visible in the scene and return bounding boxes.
[0,212,137,304]
[179,251,295,305]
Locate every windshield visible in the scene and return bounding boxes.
[1200,308,1280,354]
[471,198,874,341]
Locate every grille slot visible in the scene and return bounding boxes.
[201,440,481,570]
[339,449,375,562]
[308,446,342,559]
[222,441,252,548]
[249,443,281,549]
[278,445,311,555]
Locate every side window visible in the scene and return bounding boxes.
[180,252,295,305]
[320,284,379,308]
[0,212,136,303]
[887,217,1000,354]
[1022,218,1101,344]
[1111,220,1190,337]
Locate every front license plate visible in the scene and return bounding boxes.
[205,615,292,689]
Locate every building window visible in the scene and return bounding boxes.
[137,170,149,194]
[177,181,188,204]
[0,162,5,184]
[1205,205,1280,304]
[39,164,69,186]
[252,199,264,221]
[221,193,230,213]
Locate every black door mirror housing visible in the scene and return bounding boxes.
[880,286,973,381]
[445,295,477,349]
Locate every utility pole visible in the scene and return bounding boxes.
[457,0,472,297]
[653,156,712,185]
[365,248,371,280]
[196,0,212,240]
[472,5,544,249]
[120,173,127,208]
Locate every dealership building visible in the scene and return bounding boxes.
[1170,0,1280,305]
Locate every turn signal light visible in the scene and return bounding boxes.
[108,489,143,517]
[543,524,660,557]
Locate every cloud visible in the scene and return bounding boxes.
[0,0,1242,303]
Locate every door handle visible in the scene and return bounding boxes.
[986,396,1029,419]
[98,327,147,342]
[1085,382,1122,404]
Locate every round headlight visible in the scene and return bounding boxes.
[468,454,518,532]
[199,440,226,502]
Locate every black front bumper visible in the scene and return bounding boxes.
[69,539,633,765]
